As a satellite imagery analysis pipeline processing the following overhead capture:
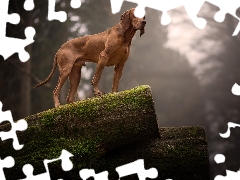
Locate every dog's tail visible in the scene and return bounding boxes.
[34,55,57,88]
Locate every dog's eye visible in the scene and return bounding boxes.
[143,16,146,20]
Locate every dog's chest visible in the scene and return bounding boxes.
[106,46,129,66]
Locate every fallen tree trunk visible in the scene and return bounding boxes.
[0,85,159,179]
[95,126,210,180]
[37,126,210,180]
[0,85,209,180]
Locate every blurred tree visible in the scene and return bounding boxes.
[0,0,37,119]
[0,0,82,118]
[196,4,240,179]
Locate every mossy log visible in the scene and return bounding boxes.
[94,126,210,180]
[0,85,160,179]
[0,85,209,179]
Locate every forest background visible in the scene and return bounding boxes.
[1,0,240,179]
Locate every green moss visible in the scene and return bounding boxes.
[25,85,152,124]
[3,85,160,179]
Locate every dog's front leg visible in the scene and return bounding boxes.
[112,61,125,92]
[91,51,108,96]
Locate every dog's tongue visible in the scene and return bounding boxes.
[140,29,145,37]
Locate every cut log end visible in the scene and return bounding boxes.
[96,126,210,180]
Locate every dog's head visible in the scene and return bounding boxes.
[120,8,146,37]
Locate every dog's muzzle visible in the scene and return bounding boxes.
[140,20,146,37]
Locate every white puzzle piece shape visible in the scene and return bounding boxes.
[110,0,240,35]
[0,101,28,150]
[24,0,35,11]
[20,149,74,180]
[232,83,240,96]
[219,122,240,138]
[116,159,158,180]
[79,169,109,180]
[0,156,15,180]
[0,0,36,62]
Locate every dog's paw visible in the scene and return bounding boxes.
[94,91,105,97]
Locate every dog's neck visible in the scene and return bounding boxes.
[123,25,137,44]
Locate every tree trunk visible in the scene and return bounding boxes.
[0,85,160,179]
[20,8,35,118]
[20,49,31,118]
[1,85,209,180]
[96,126,210,180]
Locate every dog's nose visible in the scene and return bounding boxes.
[142,20,146,25]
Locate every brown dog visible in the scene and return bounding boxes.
[34,8,146,107]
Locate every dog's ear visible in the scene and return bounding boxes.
[120,10,131,31]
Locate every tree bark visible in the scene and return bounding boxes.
[97,126,210,180]
[0,85,160,179]
[20,54,31,118]
[0,85,209,180]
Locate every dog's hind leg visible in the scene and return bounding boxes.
[66,64,82,104]
[53,66,72,107]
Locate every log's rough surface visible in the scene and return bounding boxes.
[95,126,210,180]
[0,85,209,180]
[0,85,160,179]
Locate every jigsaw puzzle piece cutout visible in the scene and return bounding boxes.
[48,156,79,179]
[236,7,240,18]
[219,122,240,138]
[116,159,158,180]
[206,0,240,22]
[43,149,74,175]
[110,0,147,18]
[0,101,28,150]
[197,1,239,36]
[0,0,20,37]
[202,0,240,36]
[48,0,81,21]
[48,0,67,22]
[110,0,207,28]
[234,7,240,36]
[110,0,124,14]
[48,0,82,22]
[0,101,12,124]
[232,83,240,95]
[134,1,147,18]
[79,169,109,180]
[110,0,185,22]
[183,0,207,29]
[0,26,36,62]
[157,0,207,28]
[70,0,81,9]
[0,0,36,62]
[214,154,226,164]
[20,164,50,180]
[52,149,74,171]
[143,0,206,28]
[110,0,240,31]
[214,170,240,180]
[20,149,73,180]
[24,0,35,11]
[0,156,15,180]
[0,118,28,150]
